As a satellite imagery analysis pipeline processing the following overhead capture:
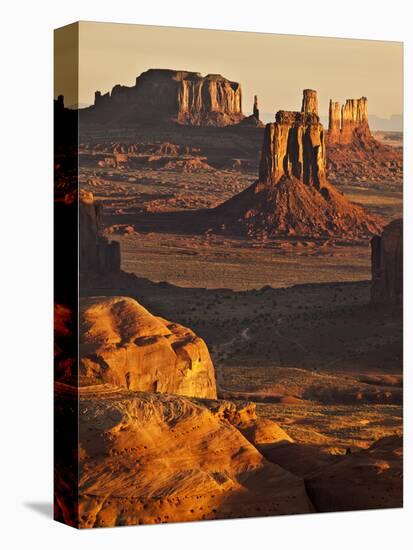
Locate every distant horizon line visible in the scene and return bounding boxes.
[57,98,403,125]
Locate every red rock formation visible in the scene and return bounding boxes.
[258,110,326,189]
[79,190,120,273]
[83,69,245,127]
[79,296,217,399]
[54,386,312,527]
[326,96,402,185]
[215,90,382,239]
[301,89,318,115]
[327,96,371,144]
[371,219,403,304]
[328,99,341,136]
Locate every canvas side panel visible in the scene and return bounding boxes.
[54,22,80,528]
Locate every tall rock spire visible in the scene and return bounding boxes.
[301,89,319,115]
[253,95,260,120]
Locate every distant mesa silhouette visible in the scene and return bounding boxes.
[82,68,245,127]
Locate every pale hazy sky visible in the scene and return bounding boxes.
[55,21,403,118]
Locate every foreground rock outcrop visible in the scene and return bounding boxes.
[54,384,312,527]
[371,219,403,304]
[214,89,382,239]
[306,435,403,512]
[79,296,217,399]
[82,69,245,127]
[80,190,120,273]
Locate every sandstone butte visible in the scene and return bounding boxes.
[82,69,245,127]
[328,96,370,145]
[371,218,403,304]
[214,89,383,239]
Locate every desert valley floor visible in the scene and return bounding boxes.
[78,124,402,462]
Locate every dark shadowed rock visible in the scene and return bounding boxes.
[306,435,403,512]
[79,190,120,273]
[82,69,245,127]
[253,94,260,120]
[371,219,403,304]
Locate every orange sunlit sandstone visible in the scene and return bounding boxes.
[54,21,403,529]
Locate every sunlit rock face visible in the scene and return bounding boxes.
[215,89,382,239]
[328,96,371,144]
[79,296,217,399]
[54,386,312,527]
[258,109,326,190]
[371,219,403,305]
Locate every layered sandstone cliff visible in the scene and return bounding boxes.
[328,96,371,144]
[371,219,403,304]
[79,190,120,273]
[83,69,245,127]
[326,96,402,185]
[258,110,326,189]
[79,296,217,399]
[215,89,382,239]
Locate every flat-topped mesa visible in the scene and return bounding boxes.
[301,89,319,115]
[176,72,243,125]
[328,96,371,144]
[258,108,326,189]
[79,190,120,273]
[87,68,244,127]
[253,95,260,120]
